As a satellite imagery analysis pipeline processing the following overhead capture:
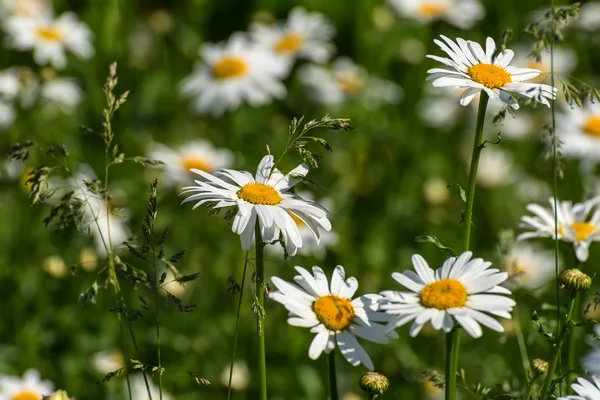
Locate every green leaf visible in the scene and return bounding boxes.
[446,184,466,203]
[415,236,458,257]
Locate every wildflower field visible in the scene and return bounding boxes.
[3,0,600,399]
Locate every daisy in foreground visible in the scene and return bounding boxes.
[181,154,331,256]
[517,197,600,262]
[4,12,93,69]
[0,369,54,400]
[426,35,556,109]
[380,251,515,338]
[558,375,600,400]
[180,33,287,116]
[269,265,397,370]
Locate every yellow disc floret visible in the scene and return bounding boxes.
[338,73,364,94]
[418,3,449,18]
[212,56,248,80]
[312,295,355,331]
[273,33,303,54]
[182,155,211,172]
[237,183,281,205]
[569,222,596,241]
[582,115,600,138]
[420,279,467,310]
[13,391,41,400]
[467,64,512,89]
[35,26,63,42]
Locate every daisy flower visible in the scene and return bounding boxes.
[147,139,233,186]
[582,325,600,375]
[0,369,54,400]
[180,33,287,116]
[558,375,600,400]
[556,101,600,164]
[380,251,515,338]
[250,6,335,67]
[0,0,49,19]
[40,77,82,112]
[504,242,558,293]
[269,265,397,370]
[181,154,331,256]
[4,12,94,69]
[517,197,600,262]
[426,35,556,109]
[511,46,577,84]
[387,0,484,29]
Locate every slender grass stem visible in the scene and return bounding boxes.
[525,375,540,400]
[227,252,250,400]
[539,293,577,400]
[255,224,267,400]
[153,248,163,400]
[445,328,461,400]
[328,351,338,400]
[513,305,532,380]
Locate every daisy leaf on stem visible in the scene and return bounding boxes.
[414,235,458,257]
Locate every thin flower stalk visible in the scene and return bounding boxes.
[227,253,249,400]
[329,352,338,400]
[255,224,267,400]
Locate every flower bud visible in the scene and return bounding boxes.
[559,269,592,293]
[43,390,72,400]
[359,371,389,396]
[532,359,548,375]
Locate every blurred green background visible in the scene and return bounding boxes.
[1,0,598,399]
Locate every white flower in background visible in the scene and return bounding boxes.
[558,375,600,400]
[219,360,250,391]
[269,265,397,370]
[147,140,233,186]
[556,102,600,164]
[504,243,558,293]
[0,369,54,400]
[0,68,21,99]
[92,349,125,374]
[299,57,402,108]
[426,35,556,109]
[0,100,15,129]
[511,46,577,83]
[250,6,335,67]
[418,90,465,129]
[181,155,331,256]
[40,77,82,112]
[180,33,287,116]
[380,251,515,338]
[128,374,173,400]
[387,0,484,29]
[517,197,600,262]
[582,325,600,375]
[0,0,49,18]
[578,2,600,31]
[470,146,513,188]
[4,12,94,69]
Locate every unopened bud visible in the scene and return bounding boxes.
[43,390,72,400]
[532,359,548,375]
[559,269,592,292]
[359,371,389,396]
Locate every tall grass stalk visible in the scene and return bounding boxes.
[254,224,267,400]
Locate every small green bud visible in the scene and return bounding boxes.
[559,269,592,293]
[43,390,72,400]
[532,359,548,375]
[359,371,389,396]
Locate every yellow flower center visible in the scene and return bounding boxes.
[34,26,63,42]
[467,64,512,89]
[237,183,281,205]
[12,391,41,400]
[273,33,303,54]
[420,279,467,310]
[181,155,211,172]
[582,115,600,138]
[565,222,597,241]
[506,258,529,281]
[312,295,355,331]
[338,73,364,94]
[417,3,449,18]
[212,56,248,80]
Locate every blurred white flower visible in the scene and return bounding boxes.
[92,349,125,374]
[0,100,15,129]
[0,0,50,18]
[40,77,82,112]
[128,374,173,400]
[423,176,449,205]
[0,68,21,99]
[219,360,250,391]
[582,325,600,375]
[4,12,94,69]
[510,46,577,84]
[577,2,600,31]
[387,0,484,29]
[180,33,287,116]
[250,6,335,68]
[557,102,600,164]
[504,242,558,293]
[0,369,54,400]
[471,146,513,188]
[147,139,234,186]
[299,57,402,108]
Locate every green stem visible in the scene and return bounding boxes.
[513,305,532,380]
[255,224,267,400]
[445,328,461,400]
[525,375,540,400]
[153,249,163,400]
[227,252,249,400]
[462,92,489,251]
[539,294,577,400]
[566,293,580,385]
[328,351,338,400]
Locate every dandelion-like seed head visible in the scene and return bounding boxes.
[237,183,281,205]
[212,57,248,80]
[559,269,592,293]
[467,64,512,89]
[420,279,467,309]
[359,371,389,395]
[582,115,600,138]
[312,295,355,331]
[273,33,303,54]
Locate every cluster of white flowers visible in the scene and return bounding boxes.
[179,7,401,116]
